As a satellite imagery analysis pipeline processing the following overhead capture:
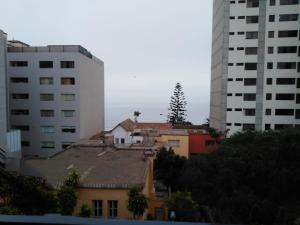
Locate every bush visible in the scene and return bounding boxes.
[79,204,92,217]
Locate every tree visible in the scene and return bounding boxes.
[167,82,187,125]
[79,204,92,217]
[127,186,148,219]
[57,169,79,215]
[167,191,200,222]
[133,111,141,123]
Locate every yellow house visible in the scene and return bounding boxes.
[158,130,189,158]
[21,140,158,220]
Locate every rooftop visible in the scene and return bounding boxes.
[21,144,148,189]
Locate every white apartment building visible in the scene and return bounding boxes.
[210,0,300,135]
[7,43,104,157]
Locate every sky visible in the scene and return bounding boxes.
[0,0,213,130]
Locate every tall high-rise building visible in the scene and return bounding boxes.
[7,43,104,157]
[210,0,300,135]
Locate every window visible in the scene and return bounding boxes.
[10,61,28,67]
[265,108,272,115]
[234,123,242,126]
[11,93,29,99]
[236,63,244,66]
[205,140,215,147]
[236,78,243,81]
[11,125,30,131]
[108,200,118,218]
[275,109,294,116]
[276,78,295,85]
[238,32,245,35]
[297,94,300,103]
[229,48,234,51]
[278,30,298,37]
[115,138,119,144]
[238,16,245,19]
[268,47,274,54]
[62,142,74,149]
[235,108,242,111]
[61,110,75,117]
[61,77,75,85]
[61,126,76,133]
[243,93,256,101]
[276,93,295,100]
[40,110,54,117]
[229,32,235,35]
[230,16,235,20]
[228,63,234,66]
[228,78,233,81]
[246,31,258,39]
[60,61,75,68]
[277,46,297,53]
[298,78,300,88]
[266,93,272,100]
[227,108,232,111]
[279,14,299,21]
[235,93,243,96]
[11,109,29,115]
[277,62,296,69]
[227,93,233,96]
[40,126,55,133]
[168,140,180,148]
[245,47,258,55]
[275,124,293,129]
[121,138,125,144]
[245,63,257,70]
[269,15,275,22]
[265,124,271,130]
[61,94,75,101]
[244,78,256,86]
[41,141,55,149]
[39,61,53,68]
[93,200,103,217]
[295,110,300,119]
[243,124,255,130]
[270,0,276,5]
[246,16,259,23]
[247,0,259,7]
[267,78,273,85]
[21,141,30,147]
[267,62,273,69]
[244,108,256,116]
[40,77,53,85]
[280,0,299,5]
[268,31,274,38]
[226,123,232,126]
[237,47,244,51]
[10,77,28,83]
[40,94,54,101]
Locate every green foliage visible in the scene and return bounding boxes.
[79,204,92,217]
[57,169,80,215]
[0,205,19,215]
[167,82,187,125]
[167,191,200,222]
[178,129,300,224]
[154,148,186,191]
[127,186,148,219]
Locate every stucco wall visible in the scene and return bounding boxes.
[159,135,189,158]
[111,126,132,144]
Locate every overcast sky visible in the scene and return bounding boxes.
[0,0,212,129]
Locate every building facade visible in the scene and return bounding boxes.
[210,0,300,135]
[7,44,104,157]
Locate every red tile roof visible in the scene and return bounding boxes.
[135,122,172,130]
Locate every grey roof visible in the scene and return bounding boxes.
[21,145,148,189]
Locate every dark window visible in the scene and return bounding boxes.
[276,78,296,85]
[269,15,275,22]
[234,123,242,126]
[267,62,273,69]
[235,108,242,111]
[229,32,235,35]
[270,0,276,5]
[10,77,28,83]
[278,46,297,53]
[244,108,256,116]
[244,78,256,86]
[275,124,293,129]
[247,0,259,7]
[280,0,299,5]
[246,31,258,39]
[11,125,30,131]
[245,63,257,70]
[229,47,234,51]
[11,109,29,115]
[243,124,255,130]
[236,93,243,96]
[244,93,256,101]
[226,123,232,126]
[108,200,118,218]
[121,138,125,144]
[279,14,299,21]
[245,47,258,55]
[267,78,273,85]
[227,93,233,96]
[61,126,76,133]
[246,16,259,23]
[298,78,300,88]
[228,78,233,81]
[268,47,274,54]
[265,108,272,115]
[227,108,232,111]
[39,61,53,68]
[278,30,298,37]
[297,94,300,103]
[21,141,30,147]
[266,93,272,100]
[11,93,29,99]
[238,32,245,35]
[93,200,103,217]
[230,16,235,20]
[228,63,234,66]
[238,16,246,19]
[277,62,296,69]
[237,47,244,50]
[268,31,275,38]
[61,77,75,85]
[236,63,244,66]
[236,78,243,81]
[230,1,236,3]
[265,124,271,130]
[276,93,295,100]
[10,61,28,67]
[296,110,300,119]
[275,109,294,116]
[60,61,75,68]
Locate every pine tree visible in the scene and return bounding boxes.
[167,82,187,125]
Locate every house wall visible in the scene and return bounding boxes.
[159,135,189,158]
[111,126,132,144]
[189,133,220,155]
